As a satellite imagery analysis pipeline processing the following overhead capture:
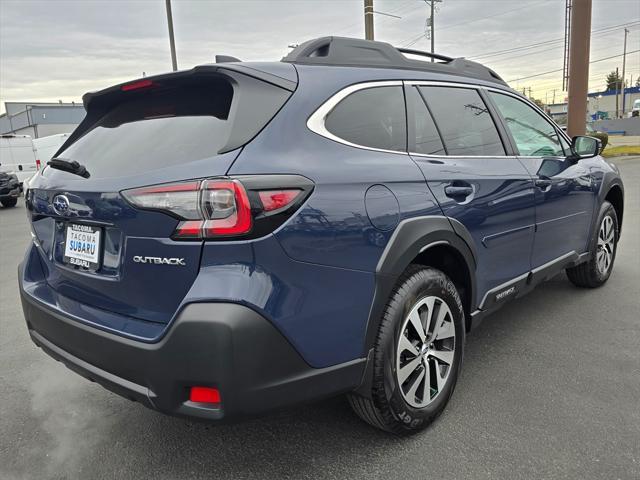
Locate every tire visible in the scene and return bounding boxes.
[348,265,465,434]
[1,198,17,208]
[566,201,618,288]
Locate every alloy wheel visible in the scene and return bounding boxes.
[395,296,456,408]
[596,215,615,275]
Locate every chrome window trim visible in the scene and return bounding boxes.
[306,80,407,156]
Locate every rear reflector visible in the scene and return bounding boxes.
[189,386,221,404]
[121,79,156,92]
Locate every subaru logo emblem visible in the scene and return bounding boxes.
[52,194,70,215]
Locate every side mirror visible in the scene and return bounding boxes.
[570,135,601,161]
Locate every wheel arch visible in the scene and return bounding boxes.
[367,216,477,347]
[604,184,624,236]
[355,216,477,397]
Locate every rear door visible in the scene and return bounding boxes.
[26,69,293,325]
[406,83,536,309]
[486,91,597,267]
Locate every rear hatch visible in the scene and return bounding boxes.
[26,65,296,326]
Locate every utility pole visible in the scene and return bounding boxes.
[615,67,620,118]
[364,0,374,40]
[567,0,592,137]
[165,0,178,71]
[426,0,443,61]
[621,28,629,116]
[562,0,572,91]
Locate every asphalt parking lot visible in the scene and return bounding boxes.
[1,158,639,480]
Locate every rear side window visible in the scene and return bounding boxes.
[489,92,564,156]
[57,75,290,178]
[325,86,406,152]
[407,87,445,155]
[419,86,505,156]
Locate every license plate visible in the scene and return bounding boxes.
[63,224,101,270]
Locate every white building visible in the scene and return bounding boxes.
[0,102,85,138]
[587,86,640,120]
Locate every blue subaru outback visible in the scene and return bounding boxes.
[20,37,624,434]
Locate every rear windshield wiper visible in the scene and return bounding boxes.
[47,158,90,179]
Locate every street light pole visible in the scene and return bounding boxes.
[165,0,178,71]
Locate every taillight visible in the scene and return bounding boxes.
[201,179,252,237]
[122,176,313,241]
[36,159,42,170]
[258,190,301,212]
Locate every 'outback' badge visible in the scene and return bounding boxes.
[133,256,186,266]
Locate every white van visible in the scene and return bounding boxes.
[32,133,71,168]
[0,135,38,188]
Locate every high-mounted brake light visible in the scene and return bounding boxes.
[121,79,156,92]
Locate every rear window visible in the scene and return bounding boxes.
[56,74,290,178]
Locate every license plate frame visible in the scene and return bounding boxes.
[62,223,102,271]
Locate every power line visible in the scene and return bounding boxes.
[469,20,640,60]
[399,0,549,47]
[485,26,639,66]
[507,49,640,82]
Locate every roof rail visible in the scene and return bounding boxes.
[396,48,454,63]
[281,36,506,85]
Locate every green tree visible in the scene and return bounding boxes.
[530,97,545,109]
[606,71,623,91]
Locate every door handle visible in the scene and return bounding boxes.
[444,185,473,198]
[535,178,553,189]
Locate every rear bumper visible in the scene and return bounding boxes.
[20,271,365,421]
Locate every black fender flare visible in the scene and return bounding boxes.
[355,216,477,396]
[597,171,624,234]
[363,216,477,353]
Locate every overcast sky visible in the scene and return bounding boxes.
[0,0,638,112]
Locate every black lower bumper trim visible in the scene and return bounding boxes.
[21,286,366,421]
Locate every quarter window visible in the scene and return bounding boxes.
[419,86,505,156]
[324,86,407,152]
[489,92,564,156]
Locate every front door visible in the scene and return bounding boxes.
[406,84,536,309]
[486,91,597,267]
